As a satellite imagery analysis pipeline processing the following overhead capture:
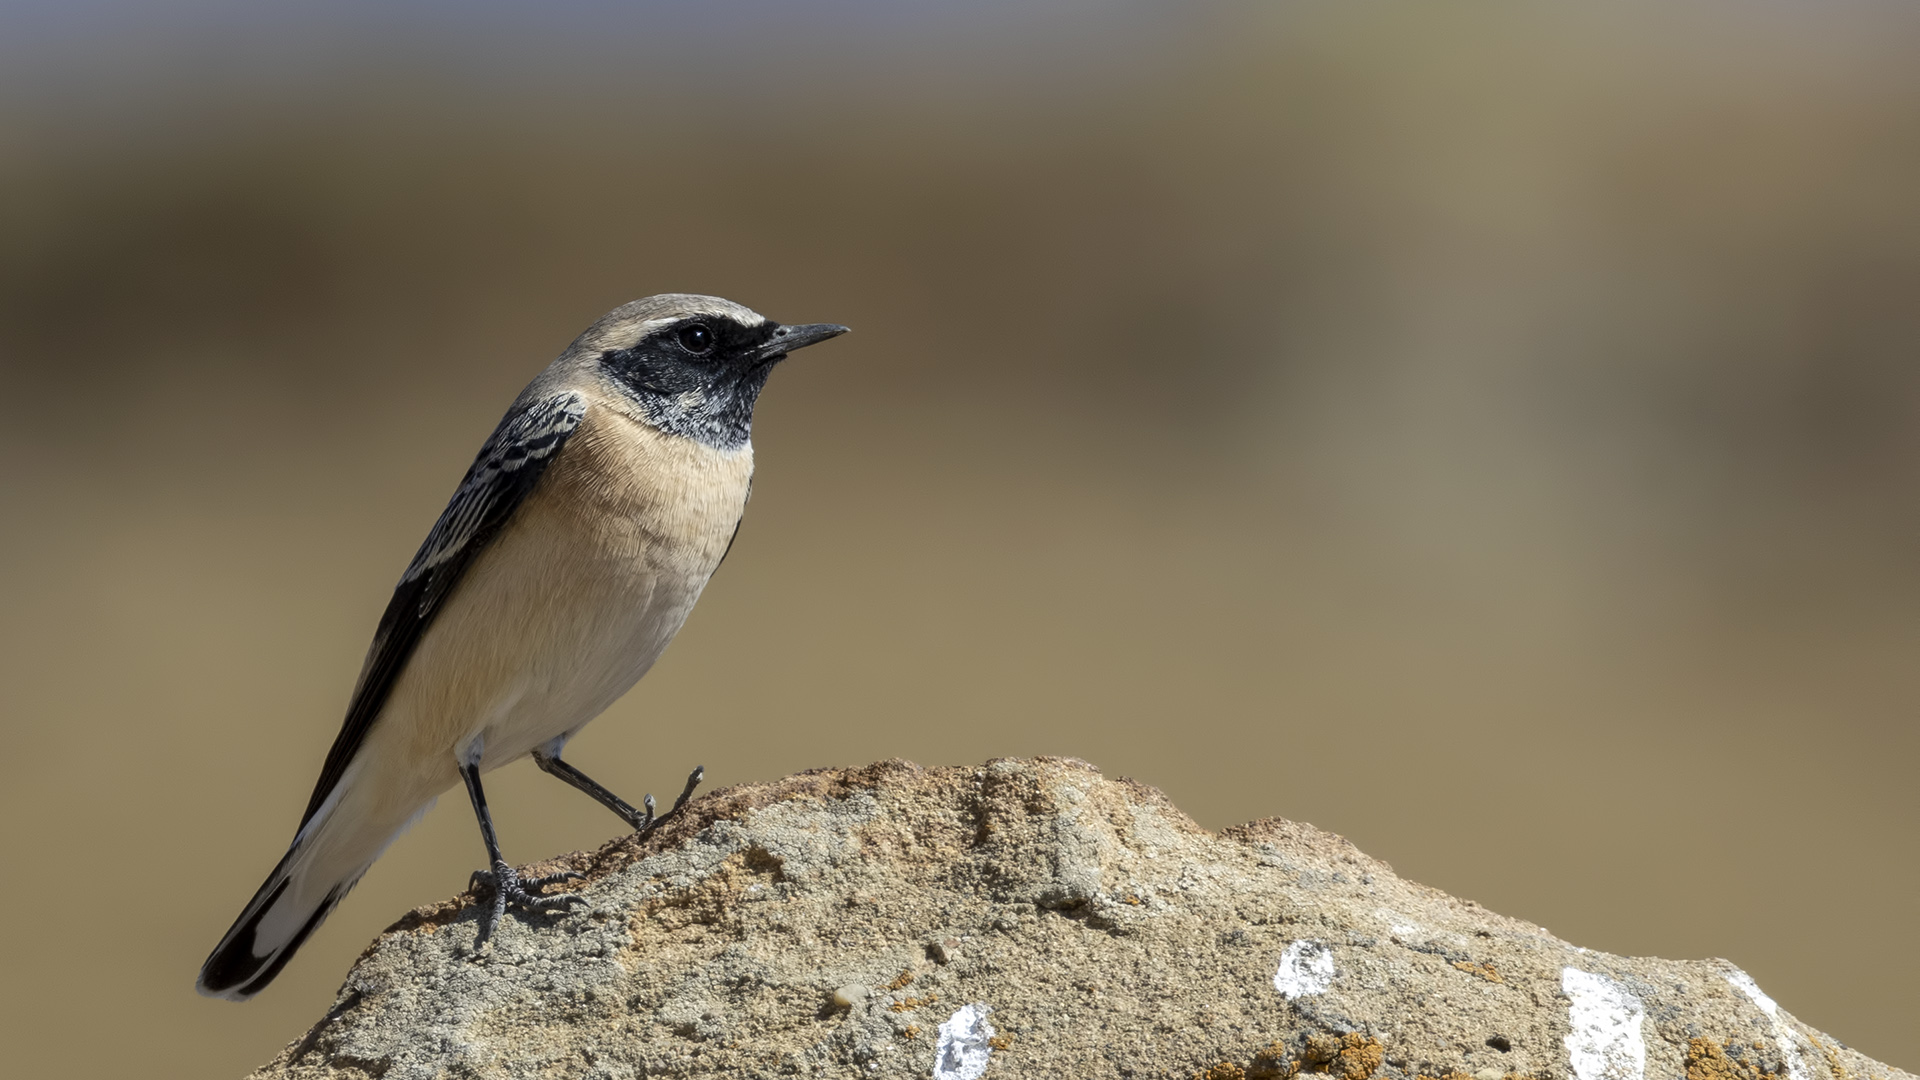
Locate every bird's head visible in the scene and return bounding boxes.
[580,293,846,450]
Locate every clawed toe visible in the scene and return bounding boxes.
[490,863,585,910]
[525,867,585,891]
[621,765,707,838]
[461,760,705,955]
[471,861,586,949]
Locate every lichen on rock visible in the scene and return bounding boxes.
[250,758,1914,1080]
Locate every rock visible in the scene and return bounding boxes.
[252,758,1911,1080]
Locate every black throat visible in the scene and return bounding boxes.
[598,321,782,451]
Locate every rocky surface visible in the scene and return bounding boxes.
[252,758,1911,1080]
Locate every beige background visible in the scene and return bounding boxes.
[0,3,1915,1076]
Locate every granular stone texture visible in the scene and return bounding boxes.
[250,758,1912,1080]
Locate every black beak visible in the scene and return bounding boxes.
[759,322,849,361]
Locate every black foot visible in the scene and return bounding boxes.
[622,765,706,839]
[469,860,585,949]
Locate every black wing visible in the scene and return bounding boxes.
[297,390,588,828]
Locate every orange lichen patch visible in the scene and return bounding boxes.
[884,967,917,992]
[1248,1042,1301,1080]
[902,1025,922,1039]
[1123,894,1143,905]
[890,994,940,1012]
[1686,1038,1786,1080]
[989,1034,1015,1051]
[1303,1033,1385,1080]
[1451,960,1505,984]
[1203,1033,1386,1080]
[1809,1036,1849,1080]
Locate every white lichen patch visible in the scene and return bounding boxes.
[1274,940,1335,999]
[1726,969,1813,1080]
[1562,968,1645,1080]
[243,760,1919,1080]
[932,1002,995,1080]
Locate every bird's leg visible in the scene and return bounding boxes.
[531,750,649,831]
[459,761,583,947]
[531,749,705,839]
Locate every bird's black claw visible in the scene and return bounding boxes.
[631,765,706,840]
[669,766,705,816]
[470,860,586,950]
[525,867,585,890]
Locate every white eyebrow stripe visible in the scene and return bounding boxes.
[632,305,767,333]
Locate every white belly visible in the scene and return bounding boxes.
[465,562,705,770]
[360,402,753,799]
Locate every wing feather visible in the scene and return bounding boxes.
[297,390,587,828]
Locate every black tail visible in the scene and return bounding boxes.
[196,845,350,1000]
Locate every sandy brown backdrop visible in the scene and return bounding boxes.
[0,3,1915,1076]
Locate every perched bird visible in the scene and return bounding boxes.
[197,294,846,1000]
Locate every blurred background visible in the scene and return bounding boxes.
[1,1,1916,1075]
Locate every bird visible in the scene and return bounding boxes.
[197,294,846,1000]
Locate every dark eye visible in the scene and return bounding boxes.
[677,322,715,355]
